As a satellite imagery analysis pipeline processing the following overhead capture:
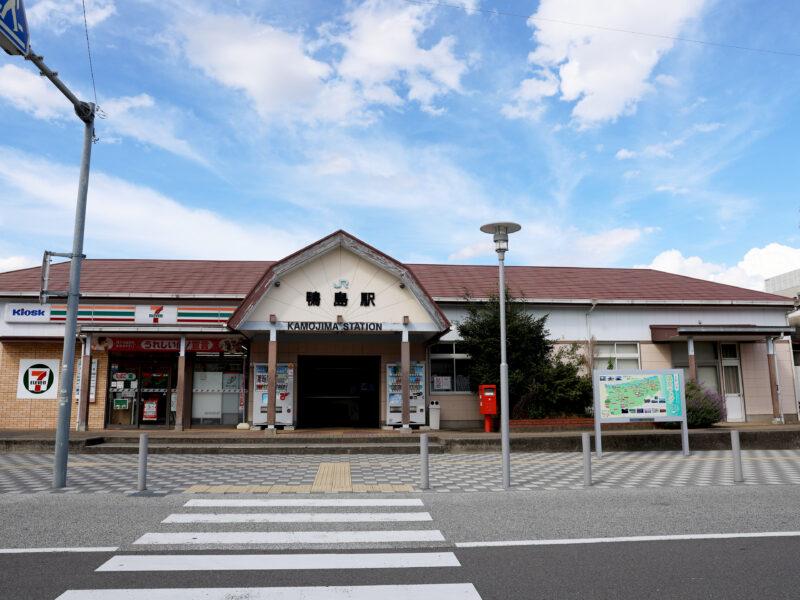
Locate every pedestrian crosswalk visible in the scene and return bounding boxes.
[55,496,483,599]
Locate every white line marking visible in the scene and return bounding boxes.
[184,498,424,508]
[163,512,432,523]
[96,551,460,571]
[456,531,800,548]
[135,530,445,545]
[56,584,481,599]
[0,547,117,554]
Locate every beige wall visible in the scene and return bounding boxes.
[0,341,107,430]
[639,342,671,369]
[740,341,776,419]
[250,246,434,327]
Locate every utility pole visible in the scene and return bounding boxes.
[2,1,97,488]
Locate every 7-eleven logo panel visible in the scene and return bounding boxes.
[17,359,60,399]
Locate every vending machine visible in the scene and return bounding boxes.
[386,361,426,425]
[252,363,295,428]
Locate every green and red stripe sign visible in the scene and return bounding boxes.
[177,307,235,324]
[50,305,136,323]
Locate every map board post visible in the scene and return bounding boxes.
[592,369,689,458]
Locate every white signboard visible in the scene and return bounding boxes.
[75,358,98,402]
[4,303,51,323]
[17,358,60,399]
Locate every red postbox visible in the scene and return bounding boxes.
[479,385,497,433]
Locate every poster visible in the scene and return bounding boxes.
[142,399,158,421]
[433,376,452,391]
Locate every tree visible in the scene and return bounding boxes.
[456,290,553,413]
[456,290,593,419]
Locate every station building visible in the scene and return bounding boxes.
[0,230,795,431]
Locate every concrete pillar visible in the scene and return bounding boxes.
[767,337,781,422]
[174,334,186,431]
[267,330,277,428]
[688,336,697,382]
[77,333,92,431]
[401,329,410,428]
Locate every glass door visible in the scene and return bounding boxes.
[721,343,745,422]
[139,363,171,428]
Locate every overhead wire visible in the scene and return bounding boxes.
[80,0,103,136]
[402,0,800,58]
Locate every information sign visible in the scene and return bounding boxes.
[592,369,689,457]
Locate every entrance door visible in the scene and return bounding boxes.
[721,343,745,422]
[297,356,380,428]
[106,358,174,429]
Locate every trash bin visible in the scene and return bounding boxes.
[429,400,441,430]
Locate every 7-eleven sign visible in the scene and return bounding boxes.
[17,359,60,399]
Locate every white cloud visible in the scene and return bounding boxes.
[504,0,707,126]
[0,66,204,164]
[27,0,116,34]
[449,222,652,267]
[654,74,679,87]
[616,148,635,159]
[174,1,471,124]
[655,184,688,194]
[0,147,317,260]
[178,14,332,120]
[639,244,800,290]
[0,64,72,120]
[101,94,208,166]
[0,255,37,273]
[623,169,640,179]
[694,122,723,133]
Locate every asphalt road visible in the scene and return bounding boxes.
[2,486,800,598]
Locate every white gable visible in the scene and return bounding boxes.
[248,246,435,327]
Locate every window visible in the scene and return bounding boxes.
[430,342,471,392]
[670,341,720,393]
[594,342,640,369]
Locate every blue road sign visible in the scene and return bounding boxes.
[0,0,29,56]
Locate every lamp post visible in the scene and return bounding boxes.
[480,221,521,489]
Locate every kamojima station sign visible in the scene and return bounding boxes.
[286,321,383,332]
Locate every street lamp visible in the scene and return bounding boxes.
[480,221,521,489]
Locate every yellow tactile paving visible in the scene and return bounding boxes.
[311,462,352,492]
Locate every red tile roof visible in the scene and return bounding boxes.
[0,259,790,304]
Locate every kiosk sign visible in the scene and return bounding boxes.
[0,0,30,56]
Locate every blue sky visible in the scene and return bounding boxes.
[1,0,799,290]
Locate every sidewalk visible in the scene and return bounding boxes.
[2,449,800,495]
[2,422,800,454]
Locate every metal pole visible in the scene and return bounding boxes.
[52,110,94,489]
[582,432,592,487]
[420,433,429,490]
[138,433,149,491]
[680,418,690,457]
[498,252,510,489]
[731,430,744,483]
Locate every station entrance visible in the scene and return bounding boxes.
[296,355,380,428]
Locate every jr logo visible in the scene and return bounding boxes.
[333,279,349,289]
[23,364,53,394]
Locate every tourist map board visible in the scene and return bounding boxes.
[593,369,685,423]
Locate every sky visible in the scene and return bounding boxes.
[1,0,799,291]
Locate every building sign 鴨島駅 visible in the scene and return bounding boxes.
[286,322,383,332]
[17,359,60,399]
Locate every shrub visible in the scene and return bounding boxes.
[685,380,727,428]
